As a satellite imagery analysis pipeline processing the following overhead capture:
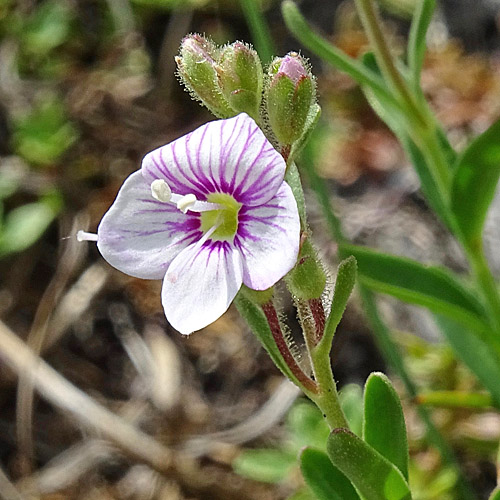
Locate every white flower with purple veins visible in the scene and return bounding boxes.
[79,113,300,334]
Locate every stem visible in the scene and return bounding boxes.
[261,301,318,394]
[301,153,477,500]
[354,0,422,125]
[309,297,326,344]
[354,0,451,203]
[296,298,348,429]
[239,0,274,63]
[281,1,401,110]
[311,350,349,430]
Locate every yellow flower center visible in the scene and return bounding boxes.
[200,193,241,241]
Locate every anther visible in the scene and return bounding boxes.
[177,194,197,213]
[151,179,172,202]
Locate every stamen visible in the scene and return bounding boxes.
[151,179,172,202]
[177,194,197,213]
[77,230,98,242]
[150,180,222,213]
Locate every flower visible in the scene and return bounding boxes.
[78,113,300,334]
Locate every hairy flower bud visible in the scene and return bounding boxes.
[286,239,327,300]
[217,42,264,122]
[176,34,234,118]
[266,53,316,146]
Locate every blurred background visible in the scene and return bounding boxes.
[2,0,500,498]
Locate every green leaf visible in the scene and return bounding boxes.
[407,0,436,88]
[300,447,359,500]
[22,0,72,56]
[434,315,500,408]
[339,384,363,437]
[13,96,78,166]
[450,117,500,247]
[233,293,298,385]
[340,243,488,334]
[327,429,412,500]
[363,373,409,480]
[233,449,296,483]
[287,402,330,450]
[318,256,357,352]
[0,196,60,257]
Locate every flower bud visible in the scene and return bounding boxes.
[266,53,316,146]
[217,42,264,121]
[286,239,327,300]
[176,34,234,118]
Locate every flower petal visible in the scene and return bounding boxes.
[97,171,201,279]
[234,182,300,290]
[162,240,243,334]
[141,113,286,205]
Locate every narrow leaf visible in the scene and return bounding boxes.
[416,390,493,409]
[451,117,500,247]
[407,0,436,87]
[340,243,490,334]
[434,315,500,408]
[327,429,411,500]
[363,373,409,480]
[300,447,359,500]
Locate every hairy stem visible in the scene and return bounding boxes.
[261,301,318,394]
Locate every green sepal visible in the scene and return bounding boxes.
[218,42,263,121]
[239,284,274,305]
[176,34,234,118]
[286,239,327,300]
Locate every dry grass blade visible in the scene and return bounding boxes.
[0,320,172,473]
[17,440,114,495]
[182,378,300,457]
[0,465,23,500]
[16,215,89,474]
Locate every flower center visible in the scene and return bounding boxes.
[200,193,241,241]
[150,179,240,241]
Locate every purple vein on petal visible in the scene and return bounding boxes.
[185,133,216,195]
[170,141,208,197]
[228,123,261,194]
